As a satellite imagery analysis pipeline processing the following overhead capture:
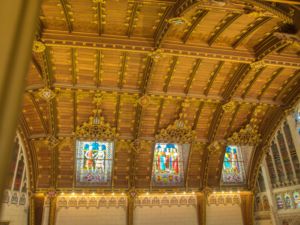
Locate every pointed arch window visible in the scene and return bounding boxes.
[75,140,114,186]
[221,145,252,184]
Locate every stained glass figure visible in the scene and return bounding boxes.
[151,143,189,186]
[276,194,284,209]
[293,191,300,208]
[221,145,245,184]
[76,141,113,186]
[284,193,293,208]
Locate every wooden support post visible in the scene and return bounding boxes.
[197,193,206,225]
[29,194,45,225]
[127,193,135,225]
[48,196,57,225]
[240,192,254,225]
[0,0,41,205]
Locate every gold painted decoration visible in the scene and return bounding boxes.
[273,32,300,48]
[137,95,151,107]
[222,101,236,112]
[167,17,190,26]
[32,41,46,53]
[155,114,195,143]
[227,124,261,146]
[148,49,164,62]
[47,135,60,148]
[75,109,117,140]
[208,141,221,154]
[250,60,266,71]
[38,87,56,101]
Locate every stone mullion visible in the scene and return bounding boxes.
[274,135,289,184]
[286,114,300,160]
[11,143,22,192]
[280,125,298,183]
[261,159,280,225]
[269,145,281,186]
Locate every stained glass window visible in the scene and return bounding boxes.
[221,145,246,184]
[151,143,189,186]
[76,140,114,186]
[293,191,300,208]
[284,193,293,208]
[276,194,284,209]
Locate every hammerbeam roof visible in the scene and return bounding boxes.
[20,0,300,192]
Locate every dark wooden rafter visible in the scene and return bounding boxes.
[28,93,49,134]
[192,101,204,130]
[181,10,208,43]
[222,64,251,100]
[232,17,272,48]
[119,52,128,89]
[115,95,121,131]
[184,59,201,94]
[207,13,241,46]
[207,104,223,143]
[241,67,266,98]
[225,103,240,138]
[126,2,140,37]
[71,48,77,86]
[257,67,284,100]
[59,0,73,33]
[274,69,300,101]
[95,50,102,87]
[203,61,224,96]
[73,91,77,132]
[154,99,164,135]
[96,1,104,35]
[163,56,178,92]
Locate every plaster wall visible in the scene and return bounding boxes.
[0,203,28,225]
[206,204,243,225]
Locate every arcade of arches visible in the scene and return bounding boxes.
[0,0,300,225]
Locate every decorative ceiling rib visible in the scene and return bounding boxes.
[20,0,300,192]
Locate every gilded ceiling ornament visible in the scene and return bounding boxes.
[93,0,105,3]
[227,124,261,146]
[47,136,60,148]
[167,17,190,26]
[38,87,56,102]
[250,60,266,71]
[148,49,163,62]
[75,109,117,140]
[137,95,151,107]
[92,92,103,105]
[155,114,195,143]
[222,101,236,112]
[273,32,300,48]
[207,141,221,154]
[32,41,46,53]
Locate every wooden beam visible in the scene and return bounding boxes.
[71,48,77,86]
[207,104,223,143]
[208,13,241,46]
[241,67,266,98]
[232,17,272,49]
[163,56,178,92]
[192,102,204,130]
[126,2,140,37]
[225,103,240,138]
[58,0,73,33]
[119,52,128,89]
[182,10,208,43]
[41,31,300,68]
[95,50,102,87]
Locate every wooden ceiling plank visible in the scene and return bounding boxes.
[232,17,272,49]
[28,93,49,135]
[59,0,73,33]
[257,67,284,100]
[225,103,240,138]
[31,56,44,80]
[181,10,208,43]
[241,67,266,99]
[274,69,300,101]
[207,13,241,46]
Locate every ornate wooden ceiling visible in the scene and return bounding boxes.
[19,0,300,192]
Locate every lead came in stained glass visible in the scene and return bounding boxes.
[221,145,246,184]
[151,143,187,186]
[76,140,114,186]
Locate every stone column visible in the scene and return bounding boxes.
[30,193,45,225]
[0,0,41,205]
[261,159,280,225]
